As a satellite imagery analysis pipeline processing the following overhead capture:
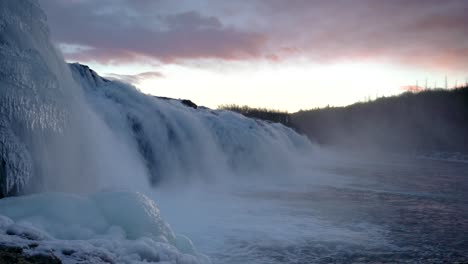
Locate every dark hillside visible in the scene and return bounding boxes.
[291,87,468,153]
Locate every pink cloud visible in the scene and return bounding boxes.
[40,0,468,71]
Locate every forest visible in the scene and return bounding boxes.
[221,86,468,153]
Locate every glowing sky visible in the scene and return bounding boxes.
[40,0,468,112]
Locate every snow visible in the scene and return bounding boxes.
[0,191,210,264]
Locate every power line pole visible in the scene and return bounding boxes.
[425,78,428,90]
[445,75,448,89]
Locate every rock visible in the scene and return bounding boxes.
[0,245,62,264]
[181,99,198,109]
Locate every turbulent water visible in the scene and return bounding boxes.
[1,1,467,263]
[154,154,468,263]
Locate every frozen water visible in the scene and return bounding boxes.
[0,191,209,264]
[0,0,151,197]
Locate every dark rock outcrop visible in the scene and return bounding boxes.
[181,99,198,109]
[0,245,61,264]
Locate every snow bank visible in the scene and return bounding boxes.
[0,191,209,264]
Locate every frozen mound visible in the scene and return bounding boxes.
[0,0,64,197]
[0,0,150,197]
[0,191,209,264]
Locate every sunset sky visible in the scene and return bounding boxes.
[40,0,468,112]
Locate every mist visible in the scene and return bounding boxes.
[291,88,468,156]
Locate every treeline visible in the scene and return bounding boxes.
[291,86,468,153]
[218,104,292,127]
[219,87,468,154]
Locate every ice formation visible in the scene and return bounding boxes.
[0,191,210,263]
[0,0,150,197]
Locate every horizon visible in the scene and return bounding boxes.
[40,0,468,112]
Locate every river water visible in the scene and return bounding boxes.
[155,155,468,263]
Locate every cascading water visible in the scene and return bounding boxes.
[70,63,312,187]
[0,0,314,263]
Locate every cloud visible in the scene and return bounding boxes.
[106,71,164,84]
[163,11,222,30]
[39,0,265,64]
[258,0,468,71]
[39,0,468,71]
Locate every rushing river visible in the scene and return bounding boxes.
[155,155,468,264]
